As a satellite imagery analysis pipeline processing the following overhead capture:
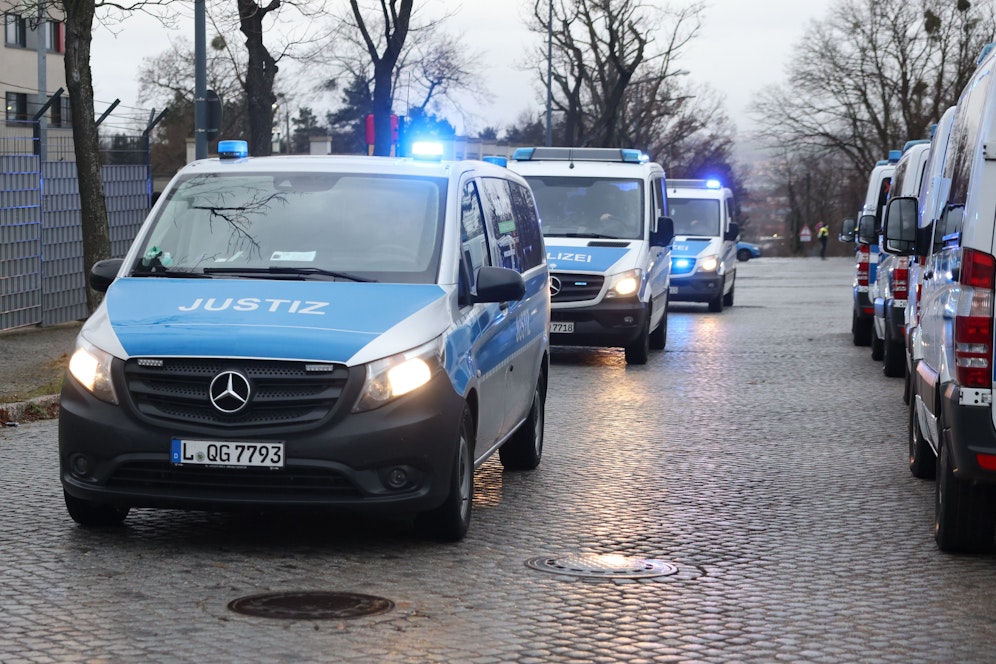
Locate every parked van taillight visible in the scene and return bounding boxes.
[893,258,909,301]
[856,245,870,286]
[954,248,996,388]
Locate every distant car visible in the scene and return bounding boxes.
[736,242,762,261]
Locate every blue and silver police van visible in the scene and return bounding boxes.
[59,141,550,541]
[665,179,739,312]
[508,147,674,364]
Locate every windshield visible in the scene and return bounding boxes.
[669,198,721,237]
[131,172,447,283]
[525,176,644,240]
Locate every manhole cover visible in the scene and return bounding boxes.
[525,553,679,579]
[227,591,394,620]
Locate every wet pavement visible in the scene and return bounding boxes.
[4,257,996,663]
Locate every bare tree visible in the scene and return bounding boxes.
[529,0,705,149]
[751,0,995,177]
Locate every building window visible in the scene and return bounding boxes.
[5,14,26,47]
[6,92,29,125]
[50,96,71,128]
[45,21,64,53]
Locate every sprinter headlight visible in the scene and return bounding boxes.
[698,255,720,272]
[353,337,444,412]
[68,340,119,404]
[605,269,643,298]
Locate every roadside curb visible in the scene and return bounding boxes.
[1,395,60,426]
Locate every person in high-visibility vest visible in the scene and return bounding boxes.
[818,223,830,259]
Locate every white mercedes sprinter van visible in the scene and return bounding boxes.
[883,47,996,552]
[665,179,739,313]
[508,147,674,365]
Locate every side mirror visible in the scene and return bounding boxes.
[89,258,123,293]
[881,196,917,256]
[856,214,877,245]
[838,218,856,242]
[724,221,739,242]
[651,216,674,247]
[473,266,525,303]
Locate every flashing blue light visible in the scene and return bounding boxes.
[482,155,508,167]
[671,257,695,274]
[705,178,722,189]
[411,141,444,160]
[218,140,248,160]
[621,149,642,163]
[512,147,536,161]
[978,43,995,65]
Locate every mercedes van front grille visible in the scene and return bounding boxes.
[551,272,605,302]
[122,358,352,429]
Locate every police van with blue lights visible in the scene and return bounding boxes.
[507,147,674,364]
[58,140,550,541]
[665,179,739,312]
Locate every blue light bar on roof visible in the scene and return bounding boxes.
[411,141,444,160]
[620,149,643,163]
[705,178,722,189]
[482,156,508,167]
[888,149,902,162]
[512,148,536,161]
[218,140,248,160]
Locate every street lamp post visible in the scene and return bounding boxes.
[545,0,552,147]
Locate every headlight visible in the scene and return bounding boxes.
[605,269,643,298]
[353,337,444,413]
[698,255,720,272]
[68,341,119,404]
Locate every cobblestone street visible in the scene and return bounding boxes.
[4,256,995,663]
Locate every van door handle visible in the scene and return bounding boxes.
[923,269,933,280]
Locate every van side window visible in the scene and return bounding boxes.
[460,181,491,297]
[479,177,544,273]
[653,176,665,223]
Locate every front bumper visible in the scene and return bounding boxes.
[59,365,466,514]
[550,298,648,348]
[669,272,723,303]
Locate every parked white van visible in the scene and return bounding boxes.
[871,140,930,376]
[883,47,996,552]
[665,179,739,312]
[508,147,674,364]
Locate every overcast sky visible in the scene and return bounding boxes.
[89,0,835,139]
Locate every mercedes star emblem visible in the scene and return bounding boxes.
[209,371,252,414]
[550,275,562,296]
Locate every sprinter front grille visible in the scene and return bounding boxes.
[551,273,605,302]
[122,358,351,429]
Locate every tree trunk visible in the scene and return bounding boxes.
[239,0,279,156]
[61,0,110,314]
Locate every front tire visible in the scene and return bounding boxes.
[707,279,725,313]
[649,299,667,350]
[737,248,751,261]
[852,310,872,346]
[870,325,884,361]
[416,407,474,541]
[64,491,129,527]
[624,315,650,364]
[500,373,546,471]
[934,431,995,553]
[722,278,735,307]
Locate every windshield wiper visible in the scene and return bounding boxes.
[546,232,619,239]
[131,269,211,278]
[202,266,374,282]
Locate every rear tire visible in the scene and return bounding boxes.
[908,397,935,480]
[416,408,474,541]
[852,310,872,346]
[500,373,546,471]
[883,324,905,377]
[64,492,129,527]
[934,430,995,553]
[870,326,884,361]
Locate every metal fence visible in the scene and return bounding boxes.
[0,122,151,331]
